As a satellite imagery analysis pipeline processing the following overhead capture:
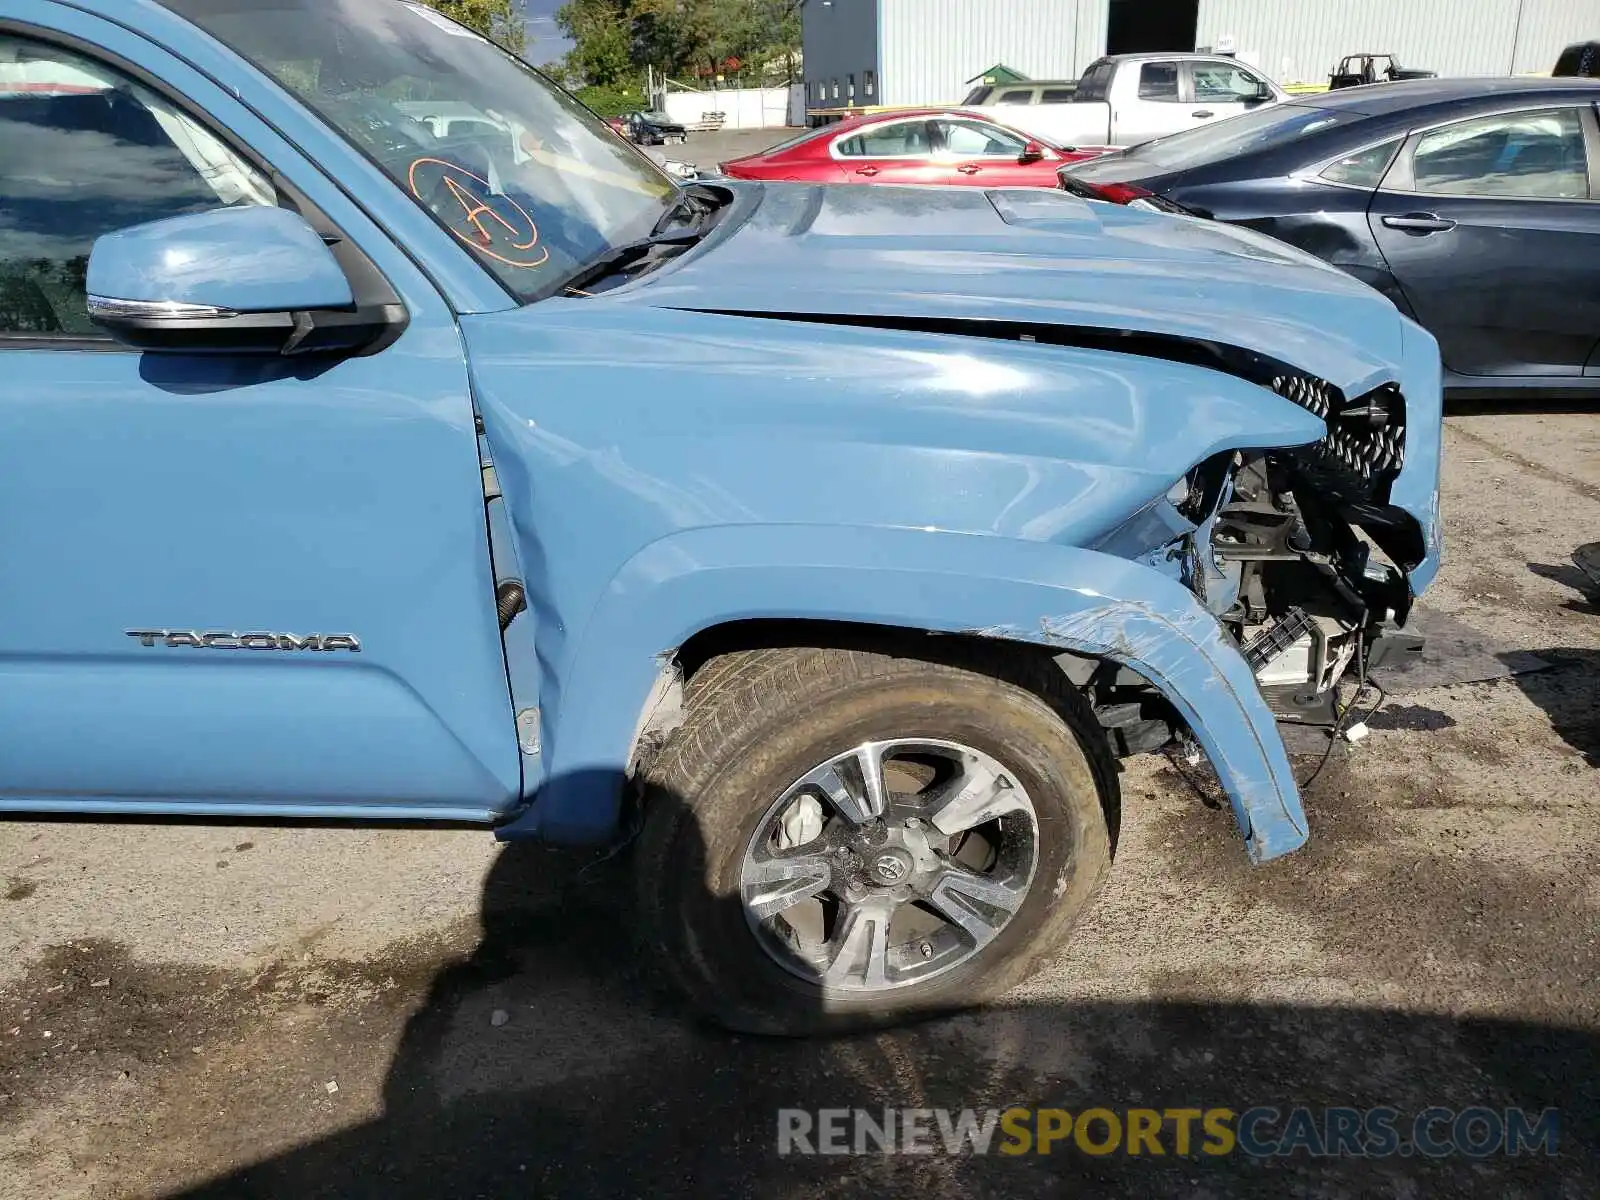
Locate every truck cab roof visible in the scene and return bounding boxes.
[1093,52,1262,65]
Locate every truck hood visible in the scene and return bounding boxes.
[468,181,1441,608]
[607,182,1408,398]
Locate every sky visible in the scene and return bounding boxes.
[519,0,574,64]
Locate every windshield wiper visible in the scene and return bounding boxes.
[555,227,698,296]
[557,186,726,297]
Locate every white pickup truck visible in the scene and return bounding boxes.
[967,53,1288,148]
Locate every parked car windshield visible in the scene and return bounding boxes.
[1117,102,1361,169]
[161,0,677,303]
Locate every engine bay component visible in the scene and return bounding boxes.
[1242,606,1315,674]
[1080,377,1424,751]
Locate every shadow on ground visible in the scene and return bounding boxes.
[1501,648,1600,768]
[170,774,1600,1199]
[1528,554,1600,616]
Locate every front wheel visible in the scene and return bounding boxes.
[634,646,1117,1035]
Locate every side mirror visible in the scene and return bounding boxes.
[1020,140,1046,163]
[1246,81,1274,104]
[87,207,361,355]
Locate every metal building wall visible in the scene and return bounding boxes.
[1196,0,1600,86]
[1073,0,1110,81]
[878,0,1108,106]
[1508,0,1600,74]
[800,0,880,109]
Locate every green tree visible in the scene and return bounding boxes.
[420,0,529,56]
[556,0,798,88]
[557,0,637,87]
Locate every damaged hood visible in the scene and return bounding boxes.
[606,182,1408,397]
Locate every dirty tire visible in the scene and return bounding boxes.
[634,645,1116,1036]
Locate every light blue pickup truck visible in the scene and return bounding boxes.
[0,0,1441,1034]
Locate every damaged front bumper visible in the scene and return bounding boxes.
[1076,319,1444,857]
[1023,586,1311,863]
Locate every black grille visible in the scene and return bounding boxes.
[1270,374,1334,419]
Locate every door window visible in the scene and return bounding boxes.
[996,89,1035,105]
[1192,62,1267,103]
[0,34,274,336]
[1074,61,1115,103]
[835,120,933,158]
[1320,139,1402,188]
[1041,88,1077,103]
[1137,62,1180,102]
[1408,108,1589,199]
[934,119,1029,158]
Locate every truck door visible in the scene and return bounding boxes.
[1183,60,1275,131]
[1114,60,1183,146]
[0,11,523,818]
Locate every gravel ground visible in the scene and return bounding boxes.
[1,388,1597,1190]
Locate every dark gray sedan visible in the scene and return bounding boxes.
[1061,77,1600,399]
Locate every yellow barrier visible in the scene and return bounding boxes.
[808,105,924,120]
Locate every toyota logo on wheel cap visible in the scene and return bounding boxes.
[871,852,910,884]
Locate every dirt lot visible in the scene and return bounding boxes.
[639,125,788,170]
[1,152,1597,1195]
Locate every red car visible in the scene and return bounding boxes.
[720,109,1110,187]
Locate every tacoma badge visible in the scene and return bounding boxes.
[125,630,362,652]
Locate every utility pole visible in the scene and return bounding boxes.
[1072,0,1082,77]
[1508,0,1527,74]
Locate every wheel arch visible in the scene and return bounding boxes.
[498,524,1308,863]
[659,617,1124,855]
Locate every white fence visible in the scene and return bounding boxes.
[661,86,796,130]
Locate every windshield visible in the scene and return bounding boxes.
[161,0,677,303]
[1119,102,1361,170]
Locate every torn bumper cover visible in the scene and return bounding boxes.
[982,581,1309,864]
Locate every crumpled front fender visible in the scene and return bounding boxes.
[503,524,1306,863]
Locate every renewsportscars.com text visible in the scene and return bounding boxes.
[776,1106,1560,1159]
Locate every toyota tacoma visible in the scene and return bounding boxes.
[0,0,1441,1034]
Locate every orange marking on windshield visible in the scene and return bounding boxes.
[406,157,549,268]
[441,174,526,247]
